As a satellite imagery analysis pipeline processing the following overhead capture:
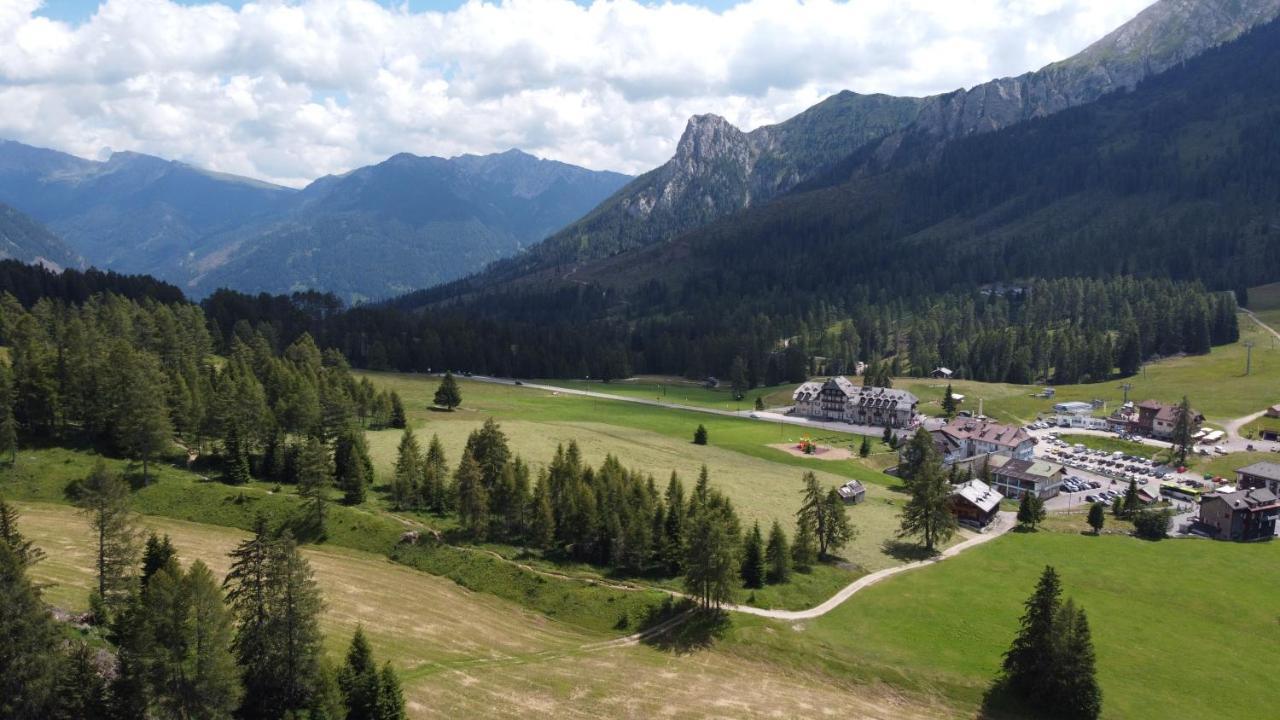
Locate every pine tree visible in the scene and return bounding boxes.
[764,520,790,584]
[296,437,332,538]
[338,626,380,720]
[1016,492,1046,530]
[858,435,871,458]
[0,542,63,718]
[661,472,686,574]
[740,521,765,589]
[455,453,489,540]
[754,396,765,411]
[75,460,139,623]
[388,391,407,429]
[0,496,44,566]
[693,424,708,445]
[433,372,462,411]
[390,428,421,511]
[1087,502,1105,534]
[1052,600,1103,720]
[421,433,449,512]
[334,426,374,506]
[821,488,856,557]
[114,351,173,485]
[225,516,275,719]
[682,491,741,610]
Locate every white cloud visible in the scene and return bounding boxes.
[0,0,1153,186]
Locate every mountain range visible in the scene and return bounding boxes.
[0,142,629,301]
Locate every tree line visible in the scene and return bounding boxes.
[1,479,405,719]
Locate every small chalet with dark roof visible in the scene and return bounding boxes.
[1199,487,1279,541]
[949,479,1003,528]
[1236,461,1280,495]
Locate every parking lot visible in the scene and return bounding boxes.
[1032,433,1200,510]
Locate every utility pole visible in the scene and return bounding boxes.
[1245,341,1255,375]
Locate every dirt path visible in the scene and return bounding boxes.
[723,511,1017,620]
[1242,308,1280,342]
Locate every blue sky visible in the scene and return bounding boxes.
[38,0,745,25]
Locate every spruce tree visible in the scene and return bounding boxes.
[433,372,462,411]
[682,490,741,610]
[225,516,275,718]
[858,435,871,458]
[693,424,708,445]
[1122,479,1141,518]
[115,351,173,485]
[376,663,407,720]
[223,423,253,486]
[338,626,380,720]
[740,521,765,589]
[1087,501,1105,534]
[140,532,176,586]
[52,641,109,720]
[661,472,686,574]
[764,519,790,584]
[75,460,139,622]
[820,488,856,557]
[421,433,449,512]
[1170,395,1194,464]
[388,391,407,429]
[1002,566,1062,696]
[1052,600,1103,720]
[941,383,957,418]
[528,472,556,548]
[1017,492,1046,530]
[754,396,765,412]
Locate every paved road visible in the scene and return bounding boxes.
[724,512,1016,620]
[467,374,895,438]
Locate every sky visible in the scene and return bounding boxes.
[3,0,1154,187]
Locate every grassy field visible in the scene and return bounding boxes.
[533,375,798,412]
[897,319,1280,425]
[363,373,970,574]
[17,501,949,720]
[1055,433,1161,459]
[727,531,1280,720]
[1246,281,1280,330]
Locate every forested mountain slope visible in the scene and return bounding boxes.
[0,203,81,270]
[465,0,1280,284]
[187,149,630,301]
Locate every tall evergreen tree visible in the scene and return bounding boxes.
[75,460,139,622]
[0,542,62,718]
[1086,502,1106,534]
[740,521,765,589]
[528,472,556,549]
[693,424,708,445]
[388,391,407,429]
[376,663,407,720]
[0,496,44,566]
[1016,492,1046,530]
[296,437,332,538]
[433,372,462,411]
[1002,566,1063,696]
[390,428,421,511]
[338,626,380,720]
[454,453,489,539]
[764,520,790,584]
[52,641,109,720]
[1170,395,1195,464]
[941,383,957,418]
[224,516,275,719]
[334,425,374,506]
[222,423,253,486]
[421,433,449,512]
[791,516,818,571]
[114,350,173,484]
[140,532,176,586]
[897,443,957,553]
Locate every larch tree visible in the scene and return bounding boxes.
[114,350,173,485]
[454,453,489,539]
[390,427,421,511]
[0,497,44,566]
[421,433,449,512]
[296,437,333,538]
[897,440,957,553]
[75,460,140,623]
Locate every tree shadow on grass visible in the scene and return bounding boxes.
[880,538,937,562]
[637,598,730,654]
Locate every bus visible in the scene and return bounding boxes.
[1160,482,1202,503]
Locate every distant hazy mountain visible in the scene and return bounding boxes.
[0,202,81,270]
[0,141,294,278]
[497,0,1280,276]
[0,141,629,301]
[186,149,630,300]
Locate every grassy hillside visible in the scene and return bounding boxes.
[17,501,949,720]
[728,531,1280,720]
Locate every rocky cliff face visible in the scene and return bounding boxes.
[526,0,1280,270]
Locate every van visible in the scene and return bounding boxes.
[1073,444,1086,453]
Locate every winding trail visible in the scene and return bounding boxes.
[724,511,1016,620]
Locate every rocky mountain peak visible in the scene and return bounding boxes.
[673,114,751,169]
